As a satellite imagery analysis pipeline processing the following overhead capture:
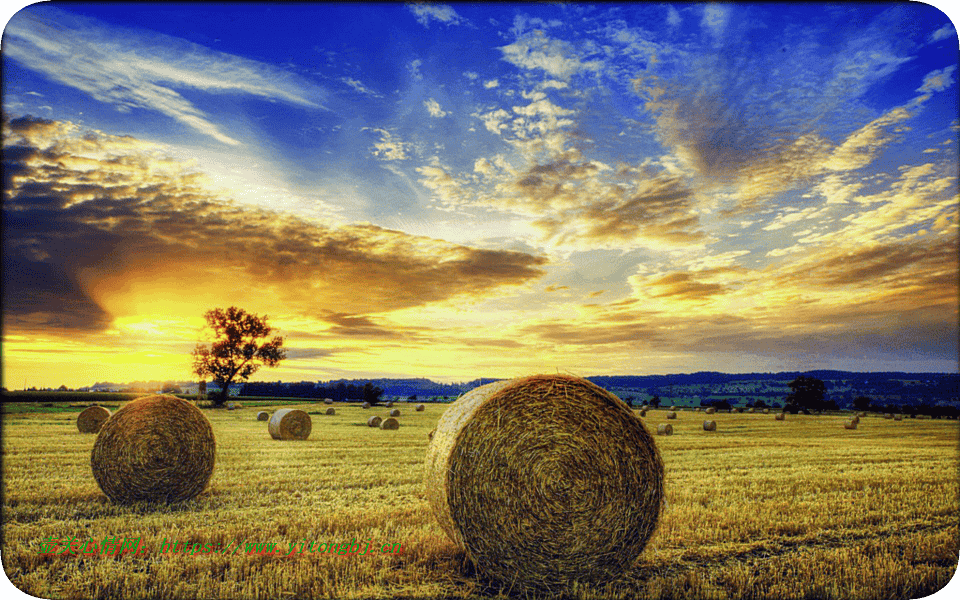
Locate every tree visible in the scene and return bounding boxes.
[363,383,384,404]
[192,307,286,406]
[853,396,872,411]
[784,375,827,413]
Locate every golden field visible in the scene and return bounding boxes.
[1,400,957,600]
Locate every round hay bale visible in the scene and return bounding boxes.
[669,405,677,411]
[705,407,716,414]
[639,409,647,417]
[703,420,717,431]
[851,415,860,425]
[884,413,893,420]
[844,420,858,430]
[90,395,215,504]
[416,404,425,412]
[424,374,664,592]
[775,413,786,421]
[268,408,312,440]
[256,411,270,421]
[762,408,770,414]
[894,414,903,421]
[386,401,394,408]
[666,411,677,419]
[367,415,382,428]
[325,407,336,415]
[77,405,111,433]
[324,398,333,405]
[362,402,371,409]
[657,423,673,436]
[389,409,401,417]
[858,412,867,417]
[380,417,400,430]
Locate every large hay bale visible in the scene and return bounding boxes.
[844,420,858,430]
[775,413,786,421]
[90,395,215,504]
[416,404,425,412]
[389,409,401,417]
[77,405,111,433]
[380,417,400,430]
[268,408,312,440]
[325,407,336,415]
[256,411,270,421]
[666,411,678,419]
[657,423,673,436]
[367,415,382,428]
[705,407,716,414]
[703,420,717,431]
[424,374,664,592]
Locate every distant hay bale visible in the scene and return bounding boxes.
[226,401,243,410]
[705,407,716,414]
[639,409,647,417]
[775,413,786,421]
[657,423,673,436]
[884,413,893,420]
[90,395,215,504]
[386,401,394,408]
[325,407,336,415]
[851,415,860,425]
[416,404,425,412]
[268,408,312,440]
[389,409,401,417]
[702,420,717,431]
[669,405,677,411]
[324,398,333,405]
[763,409,770,414]
[362,402,371,409]
[380,417,400,430]
[256,411,270,421]
[844,420,858,430]
[858,412,867,417]
[423,374,664,593]
[894,414,903,421]
[666,411,677,419]
[77,405,111,433]
[367,416,382,428]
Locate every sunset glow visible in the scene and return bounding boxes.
[3,3,958,389]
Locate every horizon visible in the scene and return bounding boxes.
[3,3,959,389]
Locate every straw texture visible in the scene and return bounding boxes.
[90,395,215,504]
[268,408,312,440]
[380,417,400,430]
[423,374,664,592]
[367,416,382,428]
[77,405,111,433]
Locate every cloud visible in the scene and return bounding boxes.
[4,6,326,145]
[424,98,448,118]
[407,3,466,27]
[700,5,729,39]
[500,30,603,80]
[2,116,548,335]
[341,77,383,98]
[364,128,411,161]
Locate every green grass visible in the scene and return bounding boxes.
[2,401,957,599]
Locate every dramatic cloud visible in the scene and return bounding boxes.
[407,3,466,28]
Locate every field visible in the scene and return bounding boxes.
[2,400,958,599]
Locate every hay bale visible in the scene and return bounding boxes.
[666,411,677,419]
[657,423,673,436]
[669,405,677,411]
[389,409,401,417]
[367,415,382,428]
[256,411,270,421]
[703,420,717,431]
[762,408,770,414]
[705,407,716,414]
[362,402,371,409]
[416,404,425,412]
[268,408,312,440]
[775,413,785,421]
[424,374,664,592]
[226,401,242,410]
[90,395,215,504]
[894,414,903,421]
[844,420,858,430]
[639,409,647,417]
[325,407,336,415]
[386,401,394,408]
[380,417,400,430]
[851,415,860,425]
[858,412,867,417]
[77,405,111,433]
[324,398,333,405]
[884,413,893,420]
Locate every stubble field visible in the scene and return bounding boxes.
[2,400,957,599]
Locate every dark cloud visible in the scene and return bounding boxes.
[2,116,548,334]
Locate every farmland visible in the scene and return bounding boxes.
[2,399,957,599]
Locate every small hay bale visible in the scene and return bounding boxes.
[894,414,903,421]
[416,404,425,412]
[858,412,867,417]
[367,416,382,428]
[639,409,647,417]
[762,408,770,414]
[90,395,215,504]
[705,407,716,414]
[666,411,677,419]
[256,411,270,421]
[386,401,394,408]
[325,407,336,415]
[324,398,333,405]
[362,402,371,409]
[77,405,111,433]
[268,408,312,440]
[657,423,673,436]
[380,417,400,430]
[775,413,786,421]
[844,420,858,430]
[389,409,401,417]
[669,405,677,411]
[851,415,860,425]
[884,413,893,420]
[424,374,664,593]
[703,420,717,431]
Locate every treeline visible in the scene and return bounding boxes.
[239,381,383,402]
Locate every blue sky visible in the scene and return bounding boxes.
[2,2,958,387]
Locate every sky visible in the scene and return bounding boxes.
[2,2,958,389]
